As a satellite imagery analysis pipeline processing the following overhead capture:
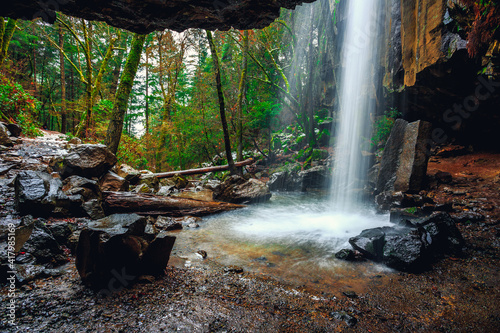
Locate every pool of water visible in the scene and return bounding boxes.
[171,192,395,293]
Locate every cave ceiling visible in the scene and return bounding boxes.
[1,0,316,33]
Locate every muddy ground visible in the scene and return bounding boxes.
[0,137,499,332]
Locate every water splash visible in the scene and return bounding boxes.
[331,0,383,211]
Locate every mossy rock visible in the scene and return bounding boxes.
[172,174,189,189]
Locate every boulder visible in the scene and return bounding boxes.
[155,216,183,231]
[349,228,389,261]
[376,119,432,197]
[99,171,129,192]
[349,212,464,272]
[115,164,141,185]
[334,249,356,261]
[376,119,409,193]
[0,123,13,147]
[137,174,160,192]
[215,175,271,204]
[82,199,106,220]
[14,171,81,217]
[62,175,105,218]
[172,174,189,189]
[76,213,176,290]
[62,175,101,200]
[393,120,432,193]
[299,166,331,191]
[4,123,22,137]
[61,144,117,178]
[47,222,76,246]
[268,170,303,192]
[68,137,82,145]
[21,220,68,266]
[268,165,331,192]
[157,185,175,196]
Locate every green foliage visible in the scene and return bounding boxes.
[116,133,148,169]
[405,207,418,214]
[248,101,281,130]
[371,107,400,147]
[0,74,41,137]
[93,99,113,121]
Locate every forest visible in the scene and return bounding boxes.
[0,2,340,173]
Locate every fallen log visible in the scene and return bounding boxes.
[143,158,254,179]
[103,191,245,217]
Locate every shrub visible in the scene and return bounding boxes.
[0,74,41,137]
[371,107,400,147]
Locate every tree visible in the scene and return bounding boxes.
[236,30,248,164]
[105,33,146,154]
[58,23,67,133]
[0,18,17,68]
[206,30,236,175]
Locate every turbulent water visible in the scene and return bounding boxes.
[331,0,383,211]
[174,193,393,289]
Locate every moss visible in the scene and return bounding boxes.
[105,33,147,154]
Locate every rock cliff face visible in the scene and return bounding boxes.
[1,0,315,33]
[383,0,500,149]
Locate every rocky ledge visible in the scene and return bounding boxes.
[1,0,315,34]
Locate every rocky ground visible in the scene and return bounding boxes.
[0,135,499,332]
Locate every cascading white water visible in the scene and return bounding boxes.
[331,0,383,211]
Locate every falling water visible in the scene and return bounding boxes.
[172,0,392,290]
[331,0,383,211]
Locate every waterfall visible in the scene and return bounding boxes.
[331,0,383,211]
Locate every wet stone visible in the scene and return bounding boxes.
[342,291,358,298]
[335,249,356,261]
[331,311,358,327]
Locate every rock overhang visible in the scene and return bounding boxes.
[1,0,316,33]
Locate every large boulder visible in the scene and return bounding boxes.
[14,171,81,217]
[349,212,464,272]
[376,119,432,195]
[268,165,331,192]
[76,214,176,290]
[299,166,331,191]
[215,175,271,204]
[61,144,117,178]
[268,170,303,192]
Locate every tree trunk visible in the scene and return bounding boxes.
[206,30,236,175]
[236,30,248,165]
[110,31,127,97]
[91,36,116,105]
[145,158,254,179]
[105,33,146,155]
[58,24,67,133]
[0,18,17,68]
[145,51,149,134]
[103,191,245,216]
[83,20,93,136]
